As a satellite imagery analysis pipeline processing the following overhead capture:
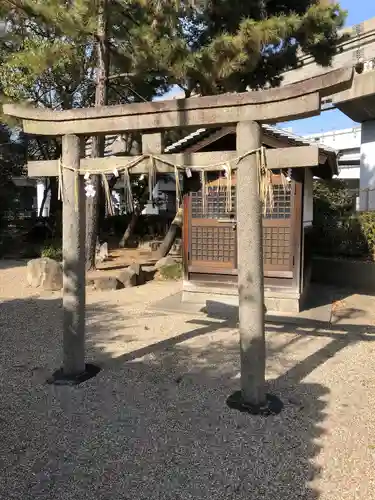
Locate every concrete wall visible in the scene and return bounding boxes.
[359,120,375,211]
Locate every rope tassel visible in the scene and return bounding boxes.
[201,170,207,215]
[175,166,182,207]
[58,157,64,203]
[223,162,232,213]
[123,167,134,213]
[149,156,157,203]
[101,173,115,216]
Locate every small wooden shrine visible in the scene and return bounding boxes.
[169,125,338,313]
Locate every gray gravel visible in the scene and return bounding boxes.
[0,262,374,499]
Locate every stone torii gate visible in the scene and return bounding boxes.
[4,67,353,415]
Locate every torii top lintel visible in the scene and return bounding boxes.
[3,68,353,136]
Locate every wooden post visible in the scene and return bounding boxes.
[142,132,163,157]
[62,134,86,376]
[141,132,163,194]
[236,121,266,406]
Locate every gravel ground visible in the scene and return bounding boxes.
[0,260,374,499]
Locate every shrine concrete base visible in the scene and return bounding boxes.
[182,281,302,317]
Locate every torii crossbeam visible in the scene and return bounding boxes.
[4,67,354,414]
[5,68,351,135]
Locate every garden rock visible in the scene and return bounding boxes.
[116,268,137,288]
[155,256,177,270]
[91,276,123,291]
[128,262,146,285]
[27,257,63,291]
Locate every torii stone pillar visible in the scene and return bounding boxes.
[226,121,282,414]
[48,135,99,384]
[236,122,265,404]
[61,135,86,376]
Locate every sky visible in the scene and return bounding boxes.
[159,1,375,137]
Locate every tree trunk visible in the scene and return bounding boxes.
[119,205,142,248]
[156,207,183,258]
[85,0,109,271]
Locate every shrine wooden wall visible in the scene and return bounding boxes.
[183,173,303,291]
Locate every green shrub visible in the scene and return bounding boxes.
[158,262,182,280]
[358,212,375,260]
[313,178,355,215]
[312,180,374,260]
[311,215,368,259]
[41,243,62,261]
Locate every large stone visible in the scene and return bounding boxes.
[116,268,137,288]
[128,262,146,285]
[96,242,109,264]
[27,257,63,291]
[91,276,123,291]
[155,256,178,270]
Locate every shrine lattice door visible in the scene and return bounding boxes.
[186,174,300,279]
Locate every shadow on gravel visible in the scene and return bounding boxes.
[0,295,373,500]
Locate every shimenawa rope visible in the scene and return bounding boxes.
[58,146,275,213]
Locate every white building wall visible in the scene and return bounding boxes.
[306,127,361,150]
[338,166,360,180]
[303,169,313,228]
[304,124,375,212]
[304,127,361,182]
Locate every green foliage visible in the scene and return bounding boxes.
[158,262,182,280]
[314,178,355,214]
[357,212,375,260]
[312,180,375,261]
[0,0,346,110]
[162,0,347,94]
[313,178,355,227]
[41,242,62,261]
[0,1,347,251]
[0,0,170,112]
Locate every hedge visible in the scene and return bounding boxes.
[312,179,375,261]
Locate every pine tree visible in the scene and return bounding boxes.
[150,0,347,255]
[147,0,347,95]
[86,0,109,271]
[0,0,347,261]
[0,0,173,267]
[1,1,345,105]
